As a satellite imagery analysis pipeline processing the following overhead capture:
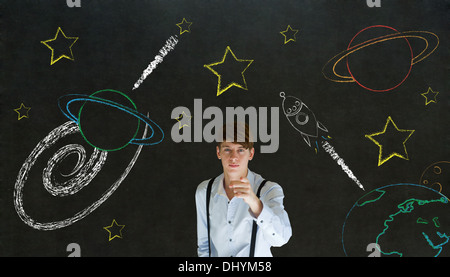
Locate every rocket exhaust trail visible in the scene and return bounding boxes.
[321,140,365,190]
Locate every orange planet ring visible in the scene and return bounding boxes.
[322,30,439,83]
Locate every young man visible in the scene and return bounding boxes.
[195,123,292,257]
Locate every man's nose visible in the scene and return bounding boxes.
[230,150,238,159]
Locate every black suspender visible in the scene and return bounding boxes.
[206,177,214,257]
[249,179,267,257]
[206,177,268,257]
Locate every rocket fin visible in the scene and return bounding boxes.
[317,121,328,132]
[301,134,312,147]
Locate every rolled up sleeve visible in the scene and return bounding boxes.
[249,183,292,247]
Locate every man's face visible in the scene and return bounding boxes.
[216,141,254,176]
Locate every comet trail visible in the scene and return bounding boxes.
[132,35,179,90]
[322,141,365,190]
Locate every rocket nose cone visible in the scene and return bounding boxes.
[284,97,302,116]
[280,92,305,117]
[280,92,288,116]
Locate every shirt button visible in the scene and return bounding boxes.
[260,220,264,224]
[228,221,231,224]
[272,233,275,236]
[229,238,232,242]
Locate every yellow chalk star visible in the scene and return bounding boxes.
[176,18,193,35]
[14,103,31,120]
[103,219,125,241]
[175,111,192,129]
[41,27,79,65]
[204,46,253,96]
[365,116,415,166]
[421,87,439,105]
[280,25,299,44]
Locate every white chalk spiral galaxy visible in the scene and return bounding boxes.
[14,121,146,230]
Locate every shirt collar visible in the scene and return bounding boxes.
[217,175,227,198]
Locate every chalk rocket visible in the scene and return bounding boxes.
[280,92,328,147]
[279,92,364,190]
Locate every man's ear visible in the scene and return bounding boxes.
[249,147,255,160]
[216,146,221,159]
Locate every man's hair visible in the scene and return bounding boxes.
[217,122,254,150]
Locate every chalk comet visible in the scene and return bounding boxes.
[322,141,365,191]
[132,35,179,90]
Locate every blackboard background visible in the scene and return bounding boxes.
[1,0,449,257]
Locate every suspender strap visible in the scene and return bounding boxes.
[249,179,268,257]
[206,178,268,257]
[206,177,215,257]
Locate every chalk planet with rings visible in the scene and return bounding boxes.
[14,89,164,230]
[322,25,439,92]
[58,89,164,151]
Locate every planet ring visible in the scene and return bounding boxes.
[322,30,440,83]
[58,92,164,146]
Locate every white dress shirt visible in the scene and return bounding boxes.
[195,169,292,257]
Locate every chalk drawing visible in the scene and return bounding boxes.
[14,103,31,120]
[343,184,450,257]
[421,87,439,105]
[58,90,164,151]
[42,143,107,196]
[279,92,328,149]
[419,161,450,196]
[280,92,364,190]
[15,23,177,230]
[322,25,439,92]
[322,141,365,190]
[176,18,192,35]
[365,116,415,166]
[13,121,148,230]
[204,46,253,96]
[41,27,79,65]
[132,35,179,90]
[280,25,299,44]
[104,219,125,241]
[174,111,192,130]
[375,197,448,257]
